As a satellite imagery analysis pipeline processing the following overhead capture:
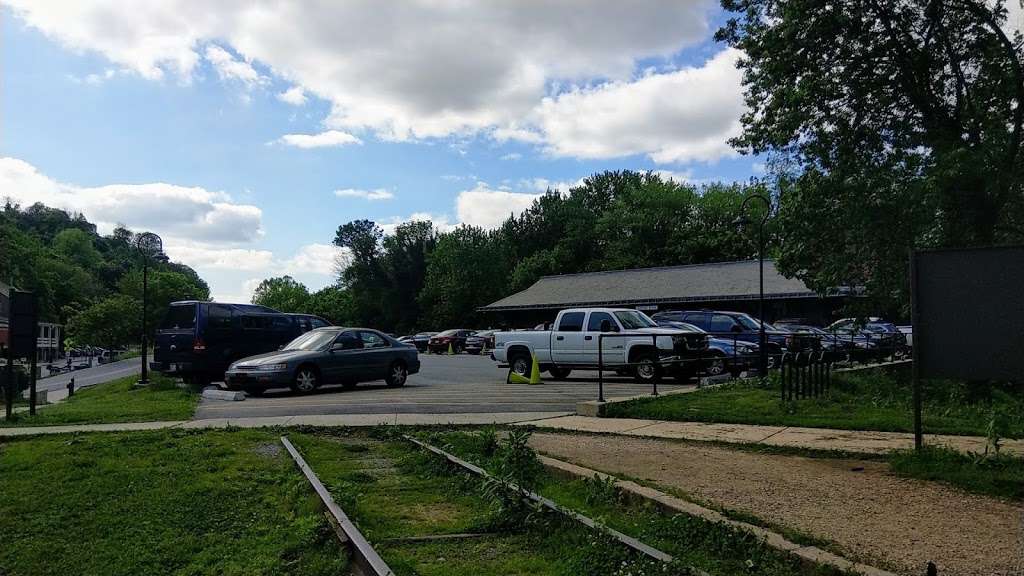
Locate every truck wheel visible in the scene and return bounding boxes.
[633,353,662,383]
[509,353,531,378]
[548,367,572,380]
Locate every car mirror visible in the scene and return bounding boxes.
[730,324,743,333]
[599,319,615,332]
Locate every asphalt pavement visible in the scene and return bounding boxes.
[33,357,142,393]
[194,353,689,419]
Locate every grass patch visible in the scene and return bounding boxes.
[1,373,198,427]
[422,429,845,576]
[0,429,348,576]
[889,446,1024,500]
[605,367,1024,438]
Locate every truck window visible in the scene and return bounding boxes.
[586,312,617,332]
[557,312,585,332]
[709,314,737,333]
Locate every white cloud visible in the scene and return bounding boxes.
[534,49,744,163]
[281,243,346,276]
[163,244,274,271]
[0,157,263,245]
[275,130,363,148]
[334,188,394,201]
[456,184,541,229]
[500,152,522,161]
[277,85,307,106]
[379,213,457,236]
[204,44,266,87]
[6,0,733,161]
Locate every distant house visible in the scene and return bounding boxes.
[480,259,849,327]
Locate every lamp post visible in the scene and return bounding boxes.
[135,232,166,386]
[735,194,771,376]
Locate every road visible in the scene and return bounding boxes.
[34,357,142,393]
[194,353,689,419]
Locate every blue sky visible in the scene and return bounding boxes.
[1,1,762,302]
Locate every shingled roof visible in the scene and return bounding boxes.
[480,260,821,311]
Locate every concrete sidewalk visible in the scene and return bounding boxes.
[513,415,1024,456]
[0,411,572,437]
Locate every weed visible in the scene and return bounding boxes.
[583,474,621,506]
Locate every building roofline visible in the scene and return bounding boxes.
[479,290,829,312]
[535,259,772,281]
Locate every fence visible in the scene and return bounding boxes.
[590,328,910,403]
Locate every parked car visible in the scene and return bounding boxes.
[224,327,419,395]
[825,317,907,359]
[428,329,476,354]
[399,332,437,352]
[465,330,496,355]
[493,308,707,383]
[655,320,758,377]
[152,300,331,386]
[771,323,849,360]
[652,310,787,356]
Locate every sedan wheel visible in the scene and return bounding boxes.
[291,367,318,394]
[386,362,408,388]
[706,358,725,376]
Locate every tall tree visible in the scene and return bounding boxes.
[251,276,311,312]
[333,219,385,327]
[717,0,1024,312]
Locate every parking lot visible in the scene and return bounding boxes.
[194,353,691,420]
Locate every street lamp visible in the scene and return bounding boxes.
[135,232,166,386]
[734,194,771,376]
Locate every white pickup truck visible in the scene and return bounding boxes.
[492,308,708,383]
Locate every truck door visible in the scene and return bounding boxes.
[551,311,585,365]
[582,311,621,365]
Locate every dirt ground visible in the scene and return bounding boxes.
[529,432,1024,576]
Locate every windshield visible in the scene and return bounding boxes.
[614,310,657,329]
[437,329,460,337]
[734,313,764,330]
[284,330,339,351]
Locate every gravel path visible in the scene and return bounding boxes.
[529,432,1024,576]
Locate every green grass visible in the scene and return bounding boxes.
[0,429,349,576]
[425,430,845,576]
[605,367,1024,438]
[1,373,198,427]
[291,432,668,576]
[889,446,1024,501]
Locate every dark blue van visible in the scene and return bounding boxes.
[152,301,330,385]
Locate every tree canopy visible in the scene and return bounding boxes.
[251,276,311,313]
[717,0,1024,313]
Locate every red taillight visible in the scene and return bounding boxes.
[193,338,207,352]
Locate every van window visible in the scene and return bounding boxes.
[241,315,273,330]
[160,304,196,330]
[311,317,330,328]
[207,304,233,331]
[557,312,585,332]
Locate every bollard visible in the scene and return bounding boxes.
[926,561,937,576]
[68,377,75,396]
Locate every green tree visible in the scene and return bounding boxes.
[307,285,354,325]
[119,269,210,337]
[333,219,385,327]
[53,228,102,270]
[67,295,140,349]
[379,221,436,333]
[717,0,1024,312]
[251,276,311,312]
[419,225,507,328]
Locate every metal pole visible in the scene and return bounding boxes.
[651,334,658,396]
[758,223,766,376]
[139,256,150,385]
[29,348,37,416]
[910,252,923,450]
[4,345,13,419]
[597,335,605,403]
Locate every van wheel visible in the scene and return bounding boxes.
[548,367,572,380]
[633,353,662,383]
[386,361,408,387]
[291,367,319,394]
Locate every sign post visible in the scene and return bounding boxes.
[9,290,39,417]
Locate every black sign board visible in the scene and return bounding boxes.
[912,246,1024,381]
[9,290,38,359]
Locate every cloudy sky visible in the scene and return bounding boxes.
[1,0,764,302]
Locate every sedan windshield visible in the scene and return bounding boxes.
[284,330,340,351]
[614,311,657,329]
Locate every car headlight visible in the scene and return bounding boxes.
[257,363,288,371]
[737,345,755,353]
